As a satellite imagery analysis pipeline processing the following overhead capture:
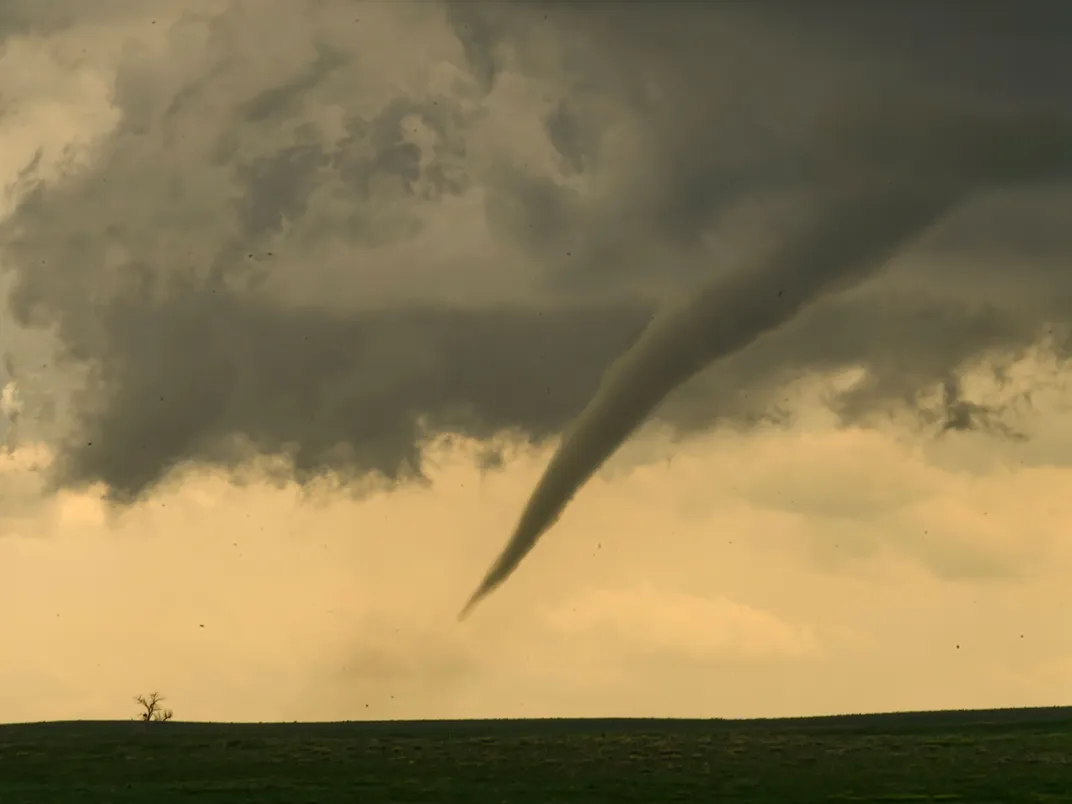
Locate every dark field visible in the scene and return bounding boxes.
[2,708,1071,803]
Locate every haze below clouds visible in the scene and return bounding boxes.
[1,0,1071,723]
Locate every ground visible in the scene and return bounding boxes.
[1,708,1070,802]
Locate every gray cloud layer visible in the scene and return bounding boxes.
[1,1,1071,500]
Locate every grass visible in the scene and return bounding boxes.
[1,707,1071,802]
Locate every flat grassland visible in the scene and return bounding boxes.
[1,707,1070,802]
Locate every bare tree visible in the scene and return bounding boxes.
[134,691,173,722]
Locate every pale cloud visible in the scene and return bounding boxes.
[545,585,822,661]
[1,379,20,418]
[0,444,51,533]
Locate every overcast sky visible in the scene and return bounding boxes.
[1,0,1071,724]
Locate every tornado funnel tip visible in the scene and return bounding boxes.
[457,588,486,622]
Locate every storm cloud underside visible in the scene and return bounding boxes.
[2,0,1071,521]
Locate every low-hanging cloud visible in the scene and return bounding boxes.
[460,102,1072,613]
[1,0,1071,514]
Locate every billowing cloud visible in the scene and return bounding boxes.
[0,0,1070,509]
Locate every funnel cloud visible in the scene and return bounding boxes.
[462,109,1072,615]
[460,188,959,617]
[0,2,1070,552]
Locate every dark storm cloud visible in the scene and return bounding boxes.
[1,0,1071,500]
[450,0,1072,427]
[51,281,647,501]
[0,2,90,40]
[0,0,154,43]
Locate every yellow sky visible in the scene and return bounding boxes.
[1,3,1071,725]
[2,382,1071,724]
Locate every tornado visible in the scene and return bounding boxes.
[460,112,1072,620]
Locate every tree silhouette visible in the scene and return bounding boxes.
[134,691,173,722]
